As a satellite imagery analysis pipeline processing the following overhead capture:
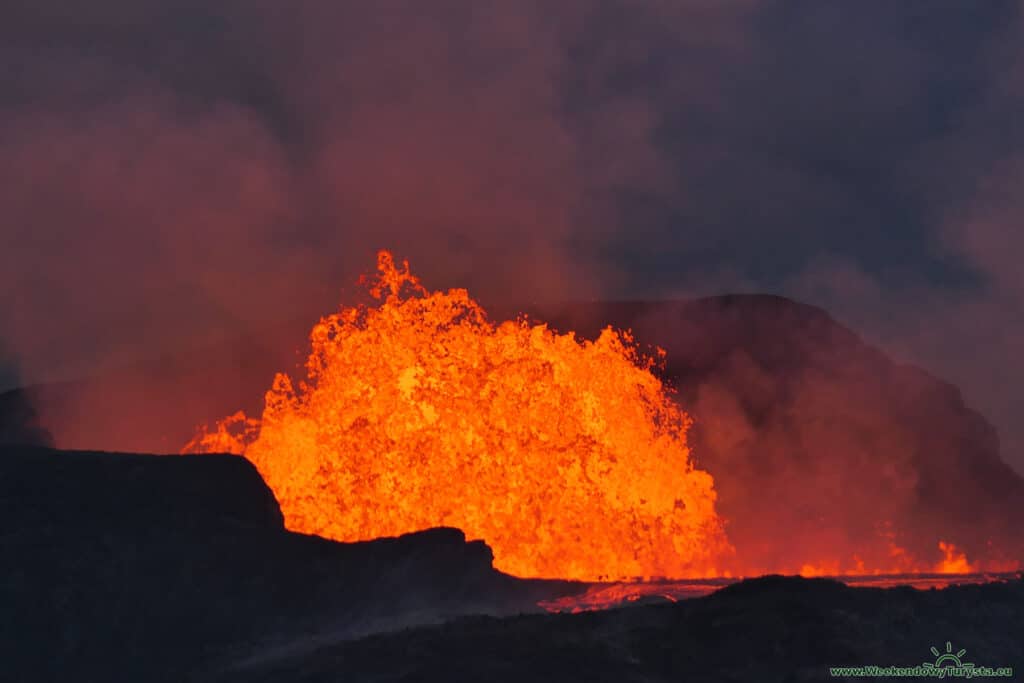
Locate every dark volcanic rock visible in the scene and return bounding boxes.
[1,446,284,530]
[0,446,578,683]
[212,574,1024,683]
[0,386,53,447]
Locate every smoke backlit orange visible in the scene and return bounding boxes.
[186,251,731,580]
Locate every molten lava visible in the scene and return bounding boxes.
[186,250,1014,584]
[186,251,731,580]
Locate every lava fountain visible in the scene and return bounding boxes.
[185,251,1010,584]
[185,251,731,580]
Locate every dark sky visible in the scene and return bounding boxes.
[2,1,1023,472]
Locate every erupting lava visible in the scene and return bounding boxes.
[187,251,1008,583]
[186,251,731,580]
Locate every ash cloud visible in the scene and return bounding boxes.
[2,0,1024,491]
[0,0,686,391]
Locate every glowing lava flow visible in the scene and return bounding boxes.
[186,251,732,580]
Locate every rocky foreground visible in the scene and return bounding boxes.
[1,445,1021,682]
[0,446,577,682]
[215,574,1024,683]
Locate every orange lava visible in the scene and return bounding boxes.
[186,251,731,580]
[795,540,976,578]
[185,251,1016,584]
[935,541,974,574]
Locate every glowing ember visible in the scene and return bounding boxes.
[186,251,731,580]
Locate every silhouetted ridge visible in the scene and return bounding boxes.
[0,387,53,447]
[1,446,283,530]
[0,446,578,683]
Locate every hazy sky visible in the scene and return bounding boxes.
[2,1,1022,472]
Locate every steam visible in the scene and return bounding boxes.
[0,1,683,389]
[1,0,1023,486]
